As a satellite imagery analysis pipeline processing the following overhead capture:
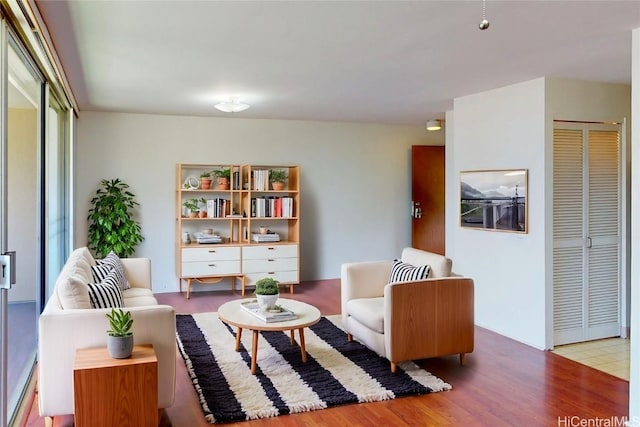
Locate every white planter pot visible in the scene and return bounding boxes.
[256,293,279,310]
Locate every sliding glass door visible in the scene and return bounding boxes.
[0,19,72,425]
[3,29,44,425]
[45,95,71,302]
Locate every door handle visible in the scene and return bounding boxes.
[586,237,592,249]
[411,201,422,219]
[0,251,16,289]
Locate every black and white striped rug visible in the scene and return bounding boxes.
[176,313,451,423]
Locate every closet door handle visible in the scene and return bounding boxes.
[586,237,592,249]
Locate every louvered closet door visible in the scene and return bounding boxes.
[553,127,585,345]
[553,123,620,346]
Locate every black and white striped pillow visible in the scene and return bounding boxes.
[388,259,431,284]
[87,269,123,308]
[91,262,112,282]
[95,251,131,290]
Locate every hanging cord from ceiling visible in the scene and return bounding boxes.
[479,0,490,30]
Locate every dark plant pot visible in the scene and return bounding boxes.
[108,335,133,359]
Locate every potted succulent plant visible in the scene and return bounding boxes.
[269,169,288,191]
[183,198,205,218]
[199,171,213,190]
[106,308,133,359]
[254,277,280,310]
[212,168,231,190]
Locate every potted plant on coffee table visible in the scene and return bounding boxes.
[269,169,288,191]
[254,277,280,310]
[106,308,134,359]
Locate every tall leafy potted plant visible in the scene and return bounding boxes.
[106,308,134,359]
[88,178,144,258]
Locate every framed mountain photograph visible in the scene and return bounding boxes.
[459,169,528,233]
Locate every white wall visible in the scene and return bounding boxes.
[447,78,548,349]
[447,78,631,351]
[75,112,442,292]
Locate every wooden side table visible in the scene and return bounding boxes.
[74,344,158,427]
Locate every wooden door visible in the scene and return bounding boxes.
[411,145,445,255]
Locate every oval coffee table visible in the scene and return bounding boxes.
[218,298,321,374]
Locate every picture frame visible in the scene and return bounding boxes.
[459,169,528,233]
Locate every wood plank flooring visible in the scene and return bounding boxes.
[24,279,629,426]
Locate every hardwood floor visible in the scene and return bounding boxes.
[24,279,629,426]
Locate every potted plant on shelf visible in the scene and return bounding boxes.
[198,198,208,218]
[106,308,134,359]
[254,277,280,310]
[87,178,144,258]
[199,171,213,190]
[183,198,205,218]
[269,169,288,191]
[212,168,231,190]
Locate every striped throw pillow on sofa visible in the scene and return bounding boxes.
[87,269,124,308]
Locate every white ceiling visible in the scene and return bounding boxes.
[35,0,640,126]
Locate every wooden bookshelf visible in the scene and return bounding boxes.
[176,163,300,297]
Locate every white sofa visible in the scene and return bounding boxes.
[38,247,176,420]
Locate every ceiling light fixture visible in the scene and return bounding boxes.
[214,97,250,113]
[426,119,443,131]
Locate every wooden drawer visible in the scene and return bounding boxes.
[182,246,241,262]
[242,257,298,274]
[182,260,241,277]
[245,271,299,285]
[242,244,297,260]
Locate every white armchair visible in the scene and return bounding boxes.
[341,247,474,372]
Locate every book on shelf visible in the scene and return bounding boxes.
[252,169,270,191]
[232,170,240,190]
[206,198,230,218]
[194,232,222,244]
[240,300,296,323]
[252,233,280,242]
[250,196,294,218]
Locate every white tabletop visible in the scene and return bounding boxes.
[218,298,321,331]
